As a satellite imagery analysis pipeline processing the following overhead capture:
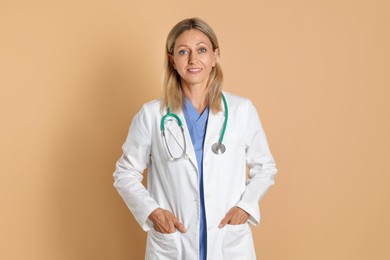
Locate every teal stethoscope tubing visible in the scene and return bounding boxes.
[161,93,228,160]
[219,93,228,144]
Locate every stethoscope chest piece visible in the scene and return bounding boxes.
[212,142,226,155]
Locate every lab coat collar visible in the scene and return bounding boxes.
[175,93,227,172]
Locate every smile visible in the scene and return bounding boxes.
[188,68,202,73]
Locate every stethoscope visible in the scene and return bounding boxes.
[161,93,228,160]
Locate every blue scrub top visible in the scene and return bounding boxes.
[183,98,209,260]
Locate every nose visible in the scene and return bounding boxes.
[188,51,196,64]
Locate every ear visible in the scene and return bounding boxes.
[169,54,176,69]
[212,48,219,67]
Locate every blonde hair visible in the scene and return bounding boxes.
[162,17,223,113]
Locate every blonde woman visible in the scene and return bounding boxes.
[113,17,277,260]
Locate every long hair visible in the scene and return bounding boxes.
[162,18,223,113]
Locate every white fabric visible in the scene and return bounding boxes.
[113,92,277,260]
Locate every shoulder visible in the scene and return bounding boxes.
[137,99,164,116]
[223,91,254,110]
[129,99,162,131]
[131,99,162,125]
[141,99,162,111]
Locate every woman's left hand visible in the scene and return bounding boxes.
[218,206,250,228]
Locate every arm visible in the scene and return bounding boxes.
[113,104,186,233]
[113,104,159,231]
[235,100,277,225]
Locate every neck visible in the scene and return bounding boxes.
[181,83,208,114]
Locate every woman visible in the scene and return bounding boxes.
[113,17,277,260]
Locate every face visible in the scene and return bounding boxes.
[170,29,218,90]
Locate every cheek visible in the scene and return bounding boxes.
[207,55,217,67]
[174,59,187,70]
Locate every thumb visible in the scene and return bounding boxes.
[218,215,230,228]
[173,217,187,233]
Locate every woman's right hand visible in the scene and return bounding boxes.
[148,208,187,233]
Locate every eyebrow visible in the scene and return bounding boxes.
[175,42,208,48]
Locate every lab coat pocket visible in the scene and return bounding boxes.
[145,229,182,260]
[222,223,256,260]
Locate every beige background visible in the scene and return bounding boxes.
[1,0,389,259]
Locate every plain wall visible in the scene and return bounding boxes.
[1,0,389,259]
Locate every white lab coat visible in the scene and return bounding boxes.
[113,92,277,260]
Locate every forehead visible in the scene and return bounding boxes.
[174,29,212,47]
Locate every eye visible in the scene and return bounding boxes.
[198,47,207,53]
[178,49,188,55]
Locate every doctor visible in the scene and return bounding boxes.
[113,17,277,260]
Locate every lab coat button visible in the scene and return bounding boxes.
[205,193,210,198]
[208,226,212,231]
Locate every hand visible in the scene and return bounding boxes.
[148,208,187,233]
[218,206,250,228]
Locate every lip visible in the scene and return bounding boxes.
[187,68,202,73]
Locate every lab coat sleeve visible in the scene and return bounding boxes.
[113,104,159,231]
[236,100,277,225]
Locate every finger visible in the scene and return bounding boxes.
[154,218,172,233]
[229,214,246,225]
[229,209,249,225]
[218,214,231,228]
[152,210,176,233]
[219,207,237,228]
[153,222,168,233]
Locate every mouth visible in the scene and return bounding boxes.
[188,68,202,73]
